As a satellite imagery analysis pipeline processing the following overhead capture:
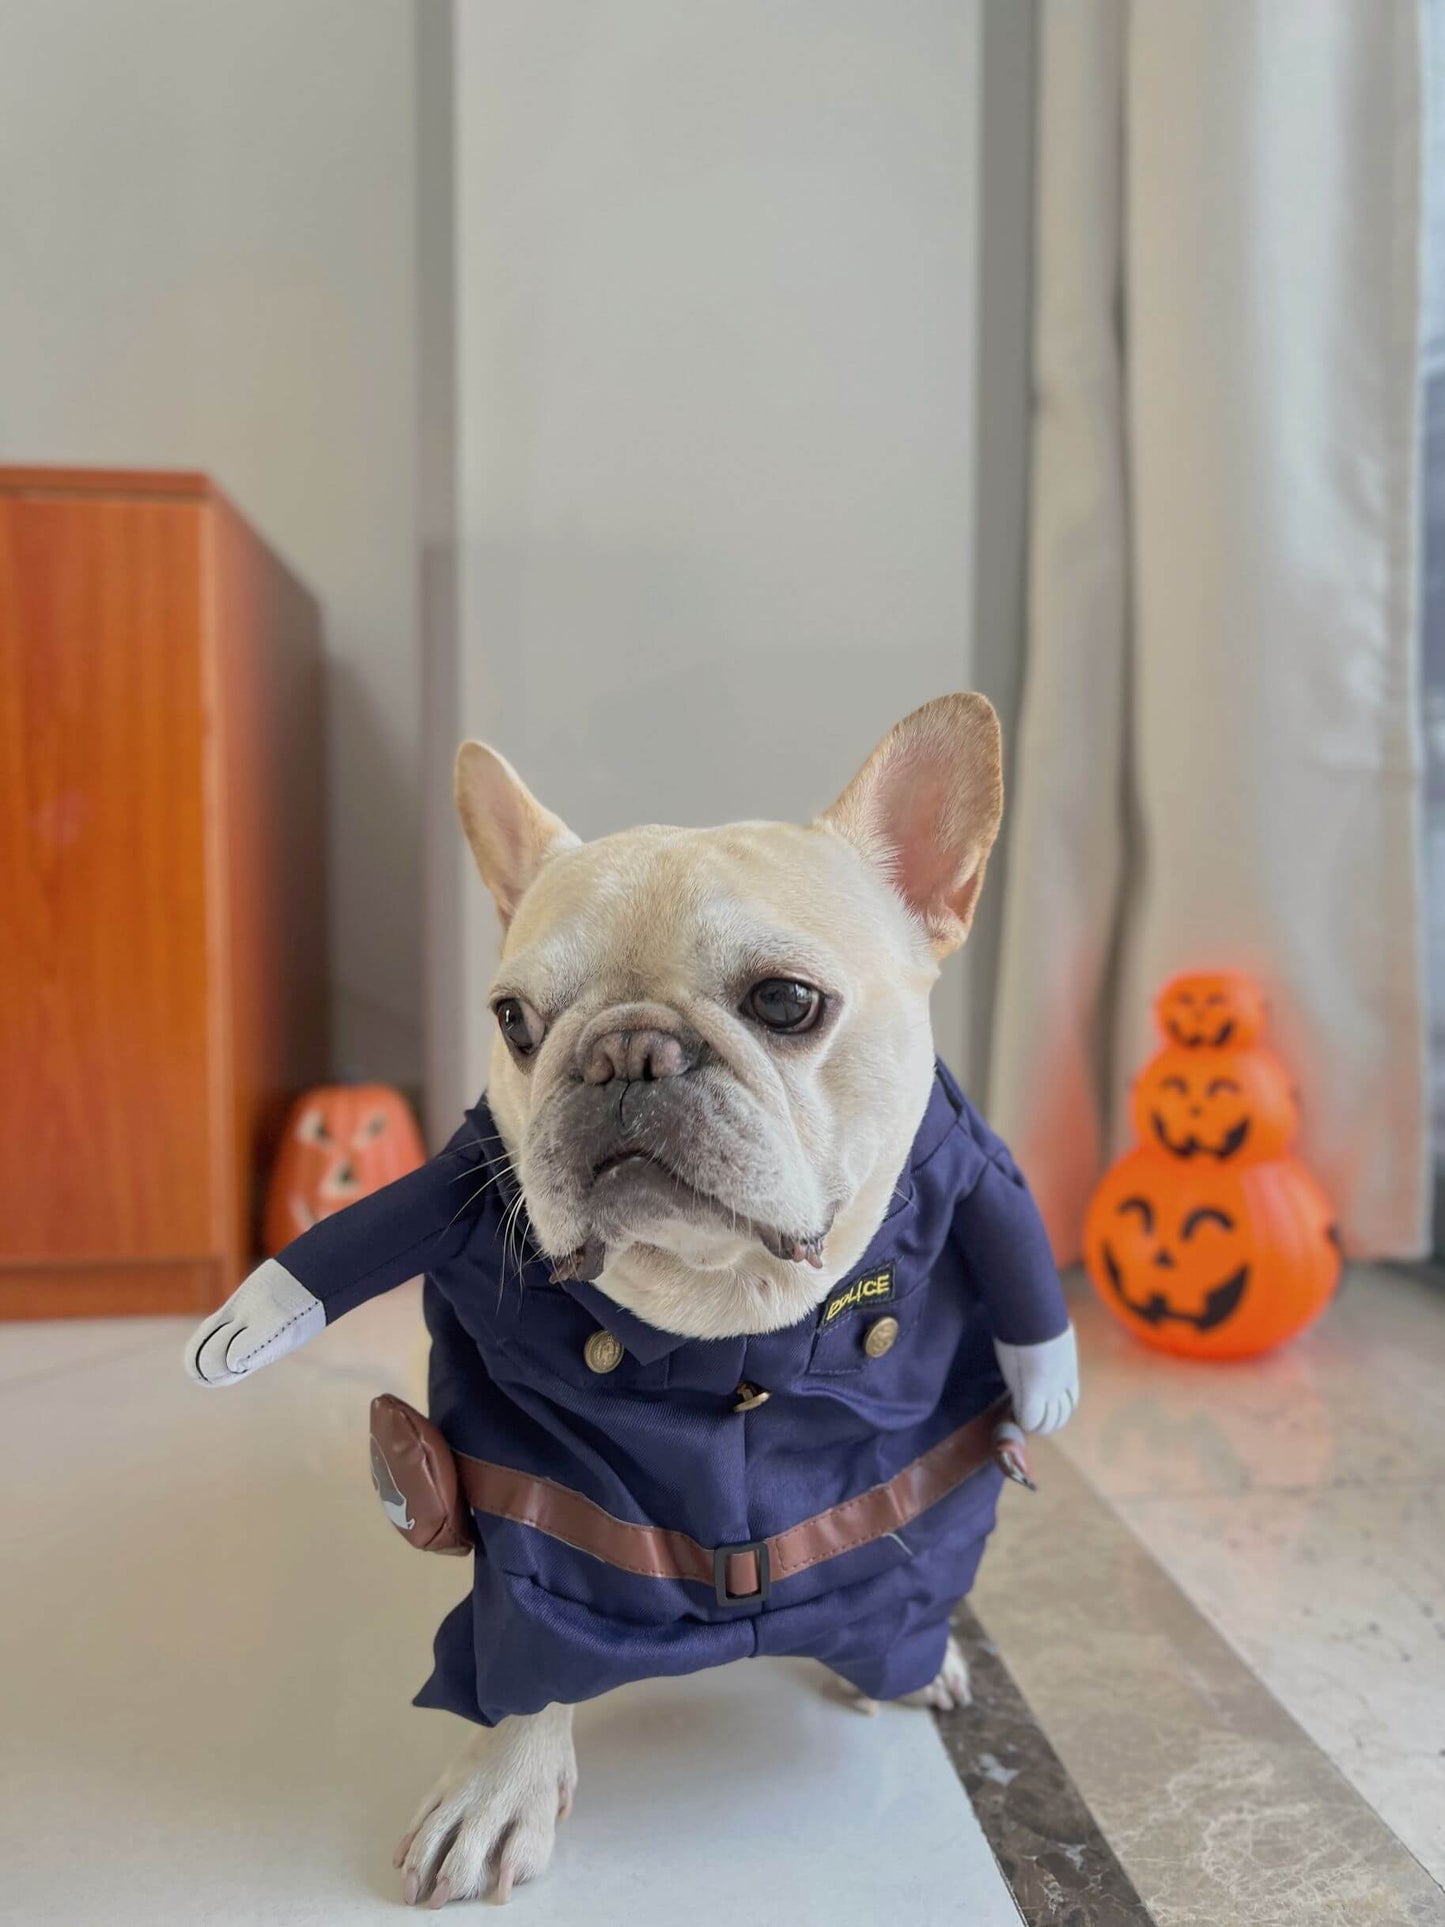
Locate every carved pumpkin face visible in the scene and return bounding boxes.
[1083,1150,1339,1359]
[1156,971,1267,1050]
[1130,1045,1297,1164]
[263,1083,426,1254]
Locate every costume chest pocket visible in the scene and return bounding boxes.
[807,1261,907,1378]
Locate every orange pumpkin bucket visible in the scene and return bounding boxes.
[1086,971,1340,1358]
[1083,1149,1340,1360]
[1130,1044,1298,1165]
[1155,970,1268,1050]
[264,1084,426,1255]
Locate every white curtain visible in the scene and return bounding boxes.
[990,0,1429,1261]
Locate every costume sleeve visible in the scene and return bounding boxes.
[185,1112,497,1387]
[952,1148,1070,1347]
[274,1118,492,1320]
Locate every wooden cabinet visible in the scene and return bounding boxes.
[0,467,327,1317]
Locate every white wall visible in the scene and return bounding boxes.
[441,0,990,1127]
[0,0,423,1088]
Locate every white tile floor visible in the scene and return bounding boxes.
[10,1264,1440,1922]
[1,1287,1020,1926]
[1056,1265,1445,1887]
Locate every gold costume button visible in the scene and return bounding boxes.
[864,1316,900,1359]
[584,1329,624,1375]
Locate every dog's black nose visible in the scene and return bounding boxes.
[583,1027,695,1086]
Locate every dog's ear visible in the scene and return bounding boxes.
[817,693,1003,955]
[454,742,579,926]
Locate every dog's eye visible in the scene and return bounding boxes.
[743,979,823,1034]
[493,996,543,1058]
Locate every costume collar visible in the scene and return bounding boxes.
[477,1059,958,1365]
[557,1277,689,1364]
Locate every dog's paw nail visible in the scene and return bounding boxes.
[394,1831,416,1870]
[558,1782,574,1820]
[428,1875,451,1910]
[854,1695,880,1717]
[403,1871,420,1905]
[495,1859,515,1905]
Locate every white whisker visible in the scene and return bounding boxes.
[444,1155,520,1231]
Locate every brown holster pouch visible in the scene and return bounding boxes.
[369,1393,475,1555]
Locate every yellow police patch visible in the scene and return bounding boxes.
[822,1263,896,1325]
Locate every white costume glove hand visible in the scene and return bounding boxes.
[184,1259,324,1387]
[994,1325,1079,1435]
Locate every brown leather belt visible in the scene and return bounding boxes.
[455,1394,1009,1610]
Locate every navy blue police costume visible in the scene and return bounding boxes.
[273,1061,1068,1726]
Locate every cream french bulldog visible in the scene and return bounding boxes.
[186,693,1078,1907]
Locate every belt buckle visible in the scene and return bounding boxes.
[713,1538,771,1612]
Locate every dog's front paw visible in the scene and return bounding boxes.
[398,1704,577,1907]
[183,1259,324,1387]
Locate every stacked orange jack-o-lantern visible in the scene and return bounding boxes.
[1083,972,1340,1359]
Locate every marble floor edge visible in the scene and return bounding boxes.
[938,1600,1155,1926]
[970,1442,1445,1927]
[1052,1268,1445,1883]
